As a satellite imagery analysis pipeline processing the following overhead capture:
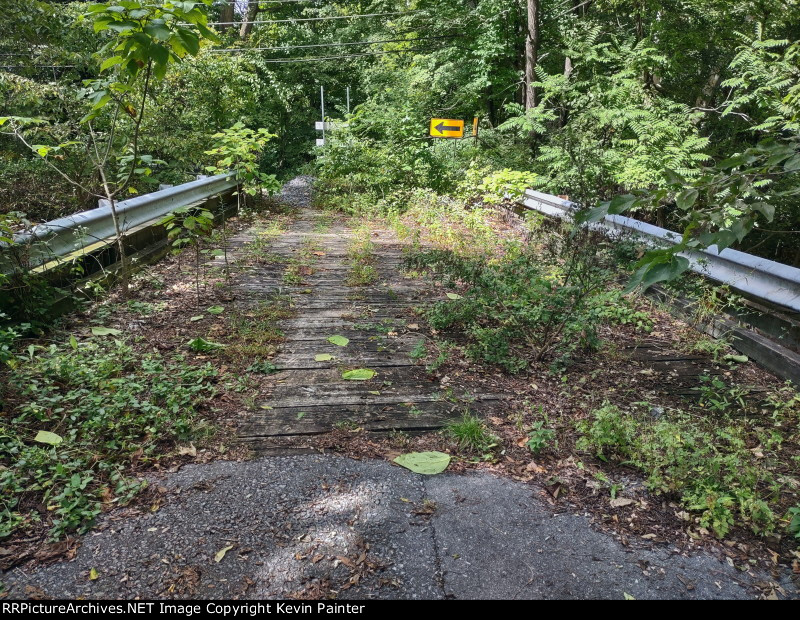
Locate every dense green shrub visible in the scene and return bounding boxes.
[408,240,650,372]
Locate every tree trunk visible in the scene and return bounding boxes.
[219,3,234,31]
[240,1,260,39]
[525,0,540,110]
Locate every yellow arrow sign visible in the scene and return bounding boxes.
[429,118,464,138]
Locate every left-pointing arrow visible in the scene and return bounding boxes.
[435,121,460,133]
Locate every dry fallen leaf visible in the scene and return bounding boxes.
[610,497,636,508]
[178,444,197,457]
[214,545,234,563]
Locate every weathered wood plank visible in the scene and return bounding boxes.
[240,400,505,437]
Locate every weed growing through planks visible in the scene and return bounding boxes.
[223,296,293,360]
[241,218,290,265]
[409,340,427,362]
[695,375,752,416]
[426,340,453,373]
[282,260,307,285]
[0,336,217,540]
[333,420,360,431]
[445,411,500,458]
[247,360,278,374]
[687,335,732,362]
[346,225,378,286]
[314,213,334,233]
[283,237,322,285]
[347,264,378,287]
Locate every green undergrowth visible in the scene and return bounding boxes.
[0,336,218,540]
[407,244,651,372]
[577,396,800,539]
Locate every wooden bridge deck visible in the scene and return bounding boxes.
[230,207,504,451]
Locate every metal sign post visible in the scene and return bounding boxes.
[320,85,325,145]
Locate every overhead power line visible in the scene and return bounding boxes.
[208,33,460,53]
[200,10,419,26]
[251,46,446,63]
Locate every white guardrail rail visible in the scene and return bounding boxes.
[0,173,237,274]
[521,189,800,314]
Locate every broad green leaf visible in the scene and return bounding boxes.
[342,368,376,380]
[327,335,349,347]
[724,354,749,364]
[69,335,78,351]
[608,193,637,214]
[207,305,224,314]
[91,327,122,337]
[187,337,225,352]
[675,188,698,211]
[393,451,451,475]
[784,154,800,171]
[446,292,462,300]
[315,354,334,361]
[576,204,610,225]
[663,169,686,186]
[626,255,690,293]
[34,431,63,446]
[89,568,99,581]
[100,55,123,72]
[752,202,775,222]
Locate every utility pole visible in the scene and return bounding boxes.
[525,0,540,110]
[346,86,350,115]
[320,85,325,142]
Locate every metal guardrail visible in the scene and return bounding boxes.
[521,189,800,313]
[0,173,237,273]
